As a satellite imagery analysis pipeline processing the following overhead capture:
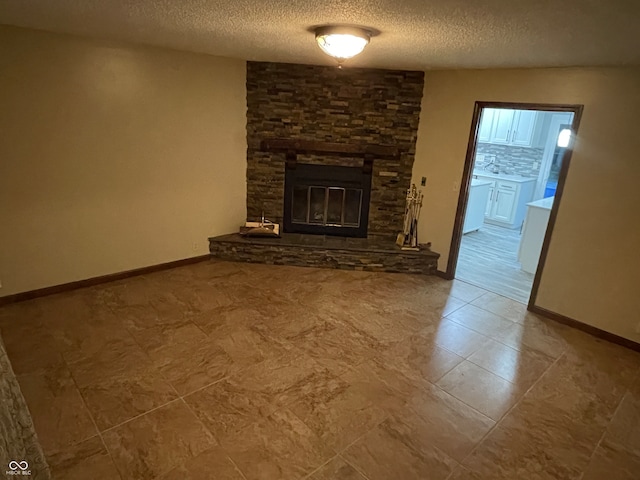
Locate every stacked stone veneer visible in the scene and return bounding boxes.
[209,234,439,275]
[246,62,425,239]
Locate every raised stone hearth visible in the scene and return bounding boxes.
[209,234,439,275]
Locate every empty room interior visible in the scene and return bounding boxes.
[1,2,640,480]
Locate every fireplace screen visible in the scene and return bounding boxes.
[292,186,363,227]
[283,163,371,237]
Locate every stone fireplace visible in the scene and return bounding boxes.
[209,61,439,276]
[245,61,425,240]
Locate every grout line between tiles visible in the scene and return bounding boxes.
[226,454,249,480]
[67,370,125,480]
[338,454,374,480]
[581,388,629,475]
[100,397,182,435]
[177,396,250,480]
[301,453,343,480]
[456,351,566,470]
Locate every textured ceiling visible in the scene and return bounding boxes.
[1,0,640,70]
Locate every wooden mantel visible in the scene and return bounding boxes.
[260,138,400,172]
[260,138,399,158]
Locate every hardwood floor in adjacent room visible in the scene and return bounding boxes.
[456,223,534,304]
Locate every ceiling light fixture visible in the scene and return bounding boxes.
[315,26,371,67]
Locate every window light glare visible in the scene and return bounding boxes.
[557,128,572,148]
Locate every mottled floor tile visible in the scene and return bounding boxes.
[160,446,244,480]
[129,320,208,356]
[463,420,587,480]
[433,279,487,303]
[4,261,640,480]
[216,324,291,367]
[465,374,612,480]
[47,436,121,480]
[397,289,468,319]
[103,400,216,479]
[224,408,335,480]
[64,335,151,387]
[561,331,640,394]
[376,331,464,385]
[190,305,263,338]
[436,361,523,421]
[605,391,640,456]
[147,336,238,395]
[500,316,567,359]
[289,363,402,451]
[79,369,178,431]
[471,292,529,323]
[295,321,383,376]
[342,415,456,480]
[446,465,483,480]
[308,456,367,480]
[404,383,495,462]
[445,304,516,341]
[582,441,640,480]
[184,373,292,443]
[17,365,97,454]
[2,326,65,375]
[48,311,130,360]
[467,339,553,390]
[217,350,338,415]
[421,319,491,359]
[524,353,631,425]
[333,307,421,347]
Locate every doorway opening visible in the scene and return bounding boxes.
[448,103,583,305]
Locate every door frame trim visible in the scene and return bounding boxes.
[444,101,584,310]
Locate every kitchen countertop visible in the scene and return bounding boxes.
[471,179,492,187]
[527,196,555,210]
[473,170,537,183]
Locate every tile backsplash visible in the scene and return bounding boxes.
[475,143,544,178]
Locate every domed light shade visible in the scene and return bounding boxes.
[315,26,370,60]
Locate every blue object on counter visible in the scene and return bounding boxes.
[544,181,557,198]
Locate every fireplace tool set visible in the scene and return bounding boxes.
[397,184,423,250]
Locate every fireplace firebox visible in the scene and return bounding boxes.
[283,164,371,237]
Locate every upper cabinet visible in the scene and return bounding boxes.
[511,110,537,146]
[477,109,495,142]
[491,109,515,144]
[478,108,544,147]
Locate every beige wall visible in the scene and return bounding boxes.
[0,27,247,296]
[412,67,640,342]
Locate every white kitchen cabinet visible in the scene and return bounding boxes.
[511,110,537,146]
[477,109,495,142]
[474,174,536,229]
[484,182,495,216]
[478,108,541,147]
[491,186,517,222]
[490,109,515,144]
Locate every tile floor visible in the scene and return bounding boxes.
[1,260,639,480]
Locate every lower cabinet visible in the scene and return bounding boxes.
[491,186,517,223]
[476,176,536,229]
